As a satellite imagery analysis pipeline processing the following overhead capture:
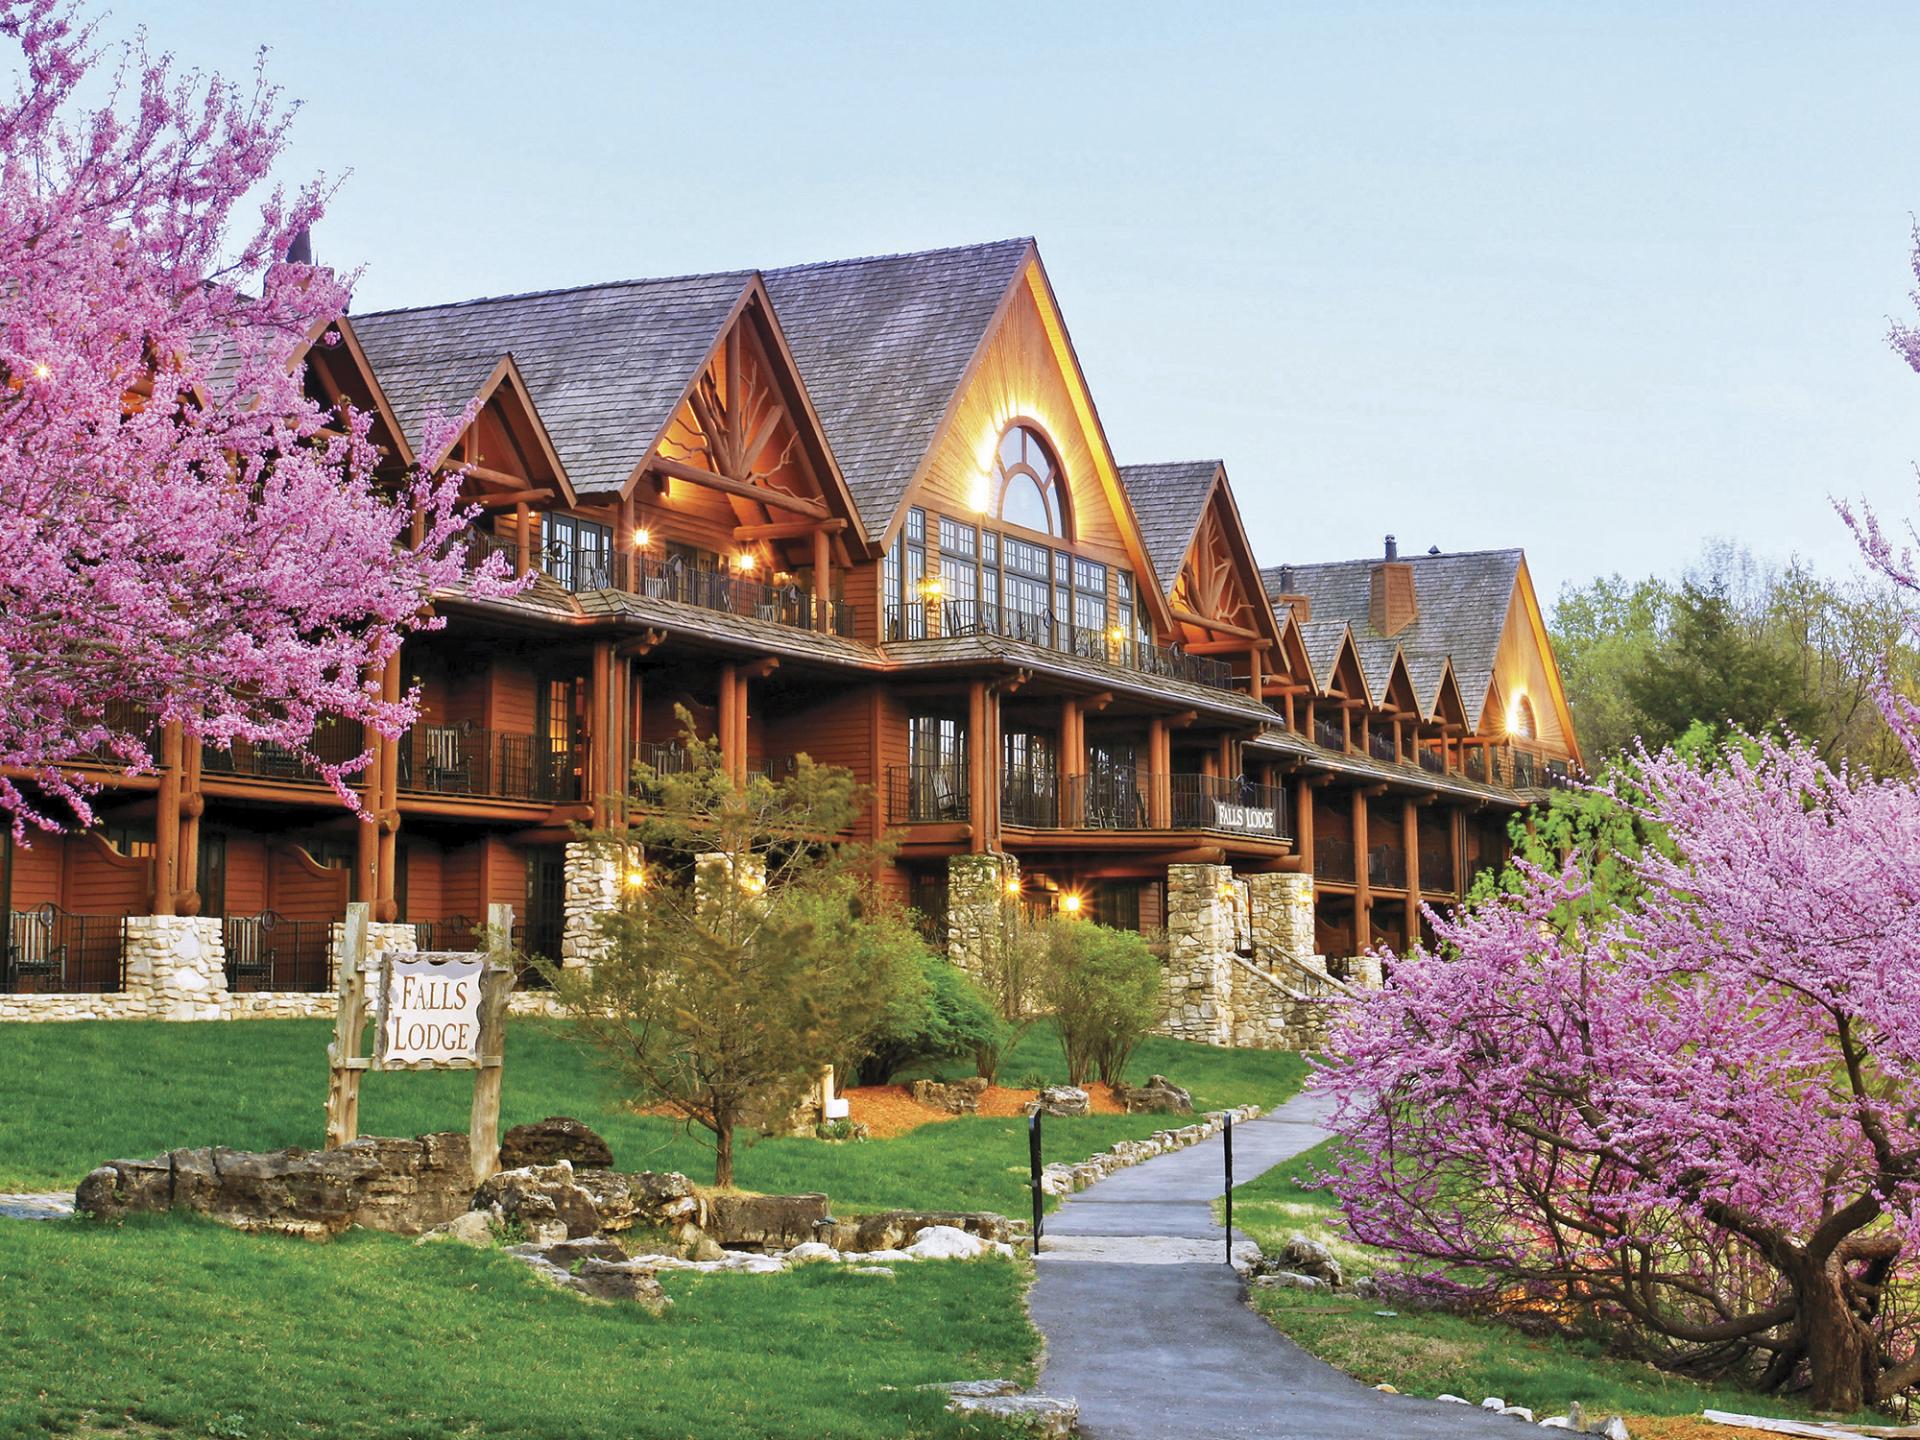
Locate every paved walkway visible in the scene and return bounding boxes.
[0,1193,73,1222]
[1029,1090,1512,1440]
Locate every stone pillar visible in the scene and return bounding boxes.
[123,915,228,1020]
[1162,862,1236,1046]
[945,851,1018,989]
[695,850,767,909]
[1246,872,1324,976]
[562,839,620,971]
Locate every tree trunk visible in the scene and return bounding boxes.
[714,1115,734,1188]
[1801,1260,1875,1411]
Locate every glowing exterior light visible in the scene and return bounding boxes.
[733,551,757,573]
[30,363,49,381]
[918,576,943,600]
[1061,892,1082,915]
[1107,625,1124,644]
[624,866,647,890]
[632,527,651,549]
[1004,877,1023,897]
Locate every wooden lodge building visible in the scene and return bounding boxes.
[1,239,1579,1035]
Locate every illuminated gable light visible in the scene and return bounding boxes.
[1107,625,1124,644]
[733,551,757,573]
[918,576,943,600]
[632,527,651,549]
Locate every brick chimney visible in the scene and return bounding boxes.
[1369,535,1417,637]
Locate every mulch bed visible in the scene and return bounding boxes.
[842,1082,1126,1138]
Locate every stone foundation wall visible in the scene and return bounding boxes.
[946,852,1018,990]
[1160,863,1236,1045]
[563,840,620,970]
[1228,956,1335,1051]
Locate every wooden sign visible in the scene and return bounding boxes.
[324,901,515,1183]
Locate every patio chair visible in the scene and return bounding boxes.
[422,724,471,792]
[5,904,64,991]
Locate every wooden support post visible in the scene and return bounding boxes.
[324,902,372,1149]
[1294,775,1313,870]
[1246,645,1263,699]
[1219,733,1236,777]
[514,502,532,578]
[1403,797,1420,941]
[469,902,515,1185]
[152,722,183,916]
[619,492,634,591]
[814,525,832,632]
[1449,806,1464,899]
[1341,708,1353,753]
[1351,788,1370,943]
[177,737,203,915]
[588,640,612,826]
[1147,716,1170,828]
[968,679,989,851]
[734,668,751,786]
[718,662,740,787]
[376,657,401,922]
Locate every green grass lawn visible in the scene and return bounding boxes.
[0,1018,1306,1215]
[1223,1137,1873,1425]
[0,1214,1032,1440]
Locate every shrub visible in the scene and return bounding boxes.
[1035,920,1166,1087]
[846,942,1005,1087]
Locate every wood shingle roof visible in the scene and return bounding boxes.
[1116,460,1221,599]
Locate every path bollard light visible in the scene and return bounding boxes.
[1029,1110,1044,1248]
[1224,1113,1234,1265]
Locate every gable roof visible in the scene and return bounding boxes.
[352,270,755,497]
[1117,460,1221,598]
[1296,619,1357,695]
[762,238,1034,544]
[1263,548,1523,728]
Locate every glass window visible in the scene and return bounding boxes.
[885,508,928,639]
[542,513,613,593]
[993,424,1065,538]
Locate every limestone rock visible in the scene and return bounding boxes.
[904,1224,989,1259]
[1026,1085,1090,1118]
[540,1235,629,1267]
[1278,1233,1343,1289]
[419,1211,496,1247]
[824,1209,1012,1253]
[75,1134,475,1237]
[498,1116,613,1171]
[1116,1074,1194,1114]
[473,1161,603,1240]
[848,1265,895,1278]
[569,1258,672,1312]
[909,1078,987,1114]
[702,1191,830,1251]
[1437,1395,1472,1405]
[783,1241,839,1265]
[1251,1269,1328,1292]
[1482,1398,1507,1411]
[1501,1406,1536,1422]
[944,1393,1078,1438]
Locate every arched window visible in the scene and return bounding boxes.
[994,424,1065,537]
[1512,694,1537,740]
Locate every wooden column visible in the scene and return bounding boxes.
[514,502,532,578]
[1293,775,1314,869]
[1146,716,1170,828]
[376,656,402,922]
[1402,797,1420,940]
[152,722,183,916]
[1218,734,1236,778]
[177,738,204,915]
[1351,787,1370,945]
[619,493,635,591]
[588,640,613,826]
[1246,645,1263,699]
[1059,697,1083,827]
[968,680,989,851]
[1341,707,1353,753]
[1449,807,1464,899]
[814,526,832,633]
[718,663,740,787]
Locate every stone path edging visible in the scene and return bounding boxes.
[1039,1104,1262,1197]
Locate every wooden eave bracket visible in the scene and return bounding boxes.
[741,657,780,681]
[619,628,669,658]
[992,667,1034,698]
[1084,691,1115,713]
[1167,709,1199,730]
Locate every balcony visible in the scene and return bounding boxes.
[889,762,969,824]
[1367,845,1408,889]
[4,905,127,993]
[1170,774,1290,841]
[886,600,1235,692]
[1366,730,1398,764]
[628,552,852,636]
[999,772,1290,841]
[395,724,581,804]
[1313,715,1345,752]
[1464,743,1578,791]
[1315,836,1356,883]
[202,716,366,785]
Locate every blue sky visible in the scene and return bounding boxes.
[147,2,1920,603]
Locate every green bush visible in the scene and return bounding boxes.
[846,940,1005,1087]
[1035,921,1166,1086]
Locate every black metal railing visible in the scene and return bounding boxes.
[747,754,801,785]
[1417,746,1446,775]
[68,700,162,766]
[1063,770,1150,829]
[1367,845,1408,889]
[1001,770,1061,827]
[886,599,1235,691]
[1314,715,1345,751]
[1463,744,1580,792]
[395,724,580,803]
[1366,730,1398,764]
[222,911,332,992]
[4,905,126,993]
[458,525,521,574]
[1419,842,1456,895]
[1171,774,1290,841]
[202,717,366,784]
[633,553,852,636]
[412,915,478,953]
[541,538,616,594]
[636,739,696,777]
[1315,837,1356,883]
[888,762,969,823]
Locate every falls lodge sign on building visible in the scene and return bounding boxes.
[2,237,1580,1044]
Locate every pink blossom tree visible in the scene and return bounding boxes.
[1317,738,1920,1412]
[0,0,502,840]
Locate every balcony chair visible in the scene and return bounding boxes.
[224,915,279,991]
[5,905,65,991]
[422,723,472,792]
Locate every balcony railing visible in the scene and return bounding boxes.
[1063,770,1150,829]
[632,553,852,637]
[395,724,581,803]
[1315,836,1356,883]
[1368,845,1408,889]
[4,905,127,993]
[223,911,331,992]
[885,600,1234,691]
[201,717,365,784]
[1313,715,1345,752]
[1170,774,1291,841]
[412,914,479,952]
[68,700,161,766]
[1416,746,1446,776]
[888,762,969,824]
[1001,770,1061,827]
[1366,730,1398,764]
[1464,744,1579,791]
[1419,843,1456,895]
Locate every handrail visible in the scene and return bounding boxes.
[888,762,968,823]
[887,599,1235,691]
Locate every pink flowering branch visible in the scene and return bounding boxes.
[0,0,517,839]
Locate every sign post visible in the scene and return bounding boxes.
[1224,1112,1235,1265]
[1028,1110,1045,1250]
[324,901,515,1184]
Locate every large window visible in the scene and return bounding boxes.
[883,507,929,639]
[543,514,613,593]
[994,425,1066,538]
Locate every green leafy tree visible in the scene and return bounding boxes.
[846,942,1004,1087]
[544,717,906,1186]
[1035,920,1166,1087]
